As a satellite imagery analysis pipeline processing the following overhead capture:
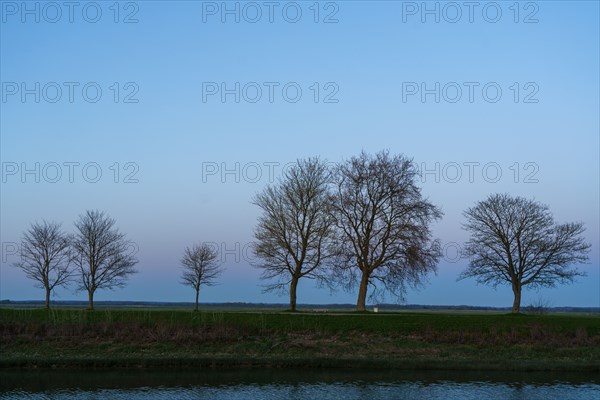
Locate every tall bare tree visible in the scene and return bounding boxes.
[253,157,335,311]
[13,220,72,309]
[460,193,590,313]
[332,150,442,311]
[180,243,223,311]
[71,210,138,310]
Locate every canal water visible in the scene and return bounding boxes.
[1,369,598,399]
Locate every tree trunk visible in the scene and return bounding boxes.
[195,288,199,312]
[356,270,370,312]
[45,288,51,309]
[88,289,95,311]
[512,282,522,314]
[289,276,299,312]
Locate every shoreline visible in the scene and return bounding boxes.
[2,356,600,372]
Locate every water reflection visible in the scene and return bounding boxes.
[1,369,598,399]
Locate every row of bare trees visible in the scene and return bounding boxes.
[14,210,138,310]
[252,151,442,311]
[13,151,591,313]
[14,210,223,311]
[252,151,590,313]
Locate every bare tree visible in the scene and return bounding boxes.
[332,150,442,311]
[460,193,590,314]
[13,220,72,309]
[253,157,336,311]
[180,243,223,311]
[71,210,138,310]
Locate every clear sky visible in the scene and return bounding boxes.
[1,0,598,307]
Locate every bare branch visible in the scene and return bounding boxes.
[180,243,223,287]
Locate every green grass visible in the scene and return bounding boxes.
[1,308,599,371]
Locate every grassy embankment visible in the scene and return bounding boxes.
[1,308,599,371]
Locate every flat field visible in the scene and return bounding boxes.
[1,308,598,371]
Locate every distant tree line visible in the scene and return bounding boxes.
[13,150,591,314]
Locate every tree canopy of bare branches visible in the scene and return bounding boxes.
[71,210,138,310]
[180,243,223,311]
[13,220,72,309]
[460,193,590,313]
[253,157,336,311]
[332,150,442,311]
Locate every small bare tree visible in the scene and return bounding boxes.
[332,150,442,311]
[460,193,590,314]
[13,220,72,309]
[180,243,222,311]
[71,210,138,310]
[253,157,335,311]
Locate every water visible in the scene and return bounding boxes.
[1,369,598,399]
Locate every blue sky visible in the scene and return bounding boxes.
[1,0,598,307]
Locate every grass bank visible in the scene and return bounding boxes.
[1,308,599,371]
